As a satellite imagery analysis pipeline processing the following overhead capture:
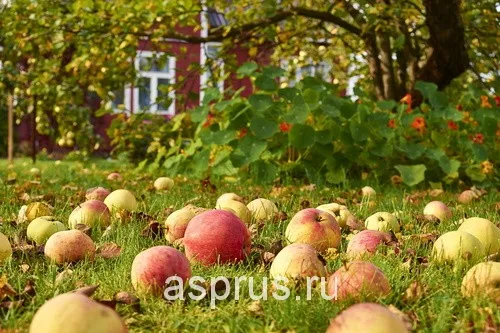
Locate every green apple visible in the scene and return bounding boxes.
[270,243,326,280]
[316,203,354,229]
[216,193,244,207]
[0,232,13,262]
[216,200,252,225]
[365,212,400,232]
[154,177,174,191]
[432,230,485,263]
[458,217,500,255]
[68,200,111,229]
[461,261,500,303]
[27,216,67,245]
[104,189,137,213]
[246,198,278,221]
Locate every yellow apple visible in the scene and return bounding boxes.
[216,200,252,224]
[365,212,400,232]
[104,189,137,213]
[461,261,500,303]
[432,230,485,263]
[154,177,174,191]
[0,232,12,262]
[270,243,326,280]
[247,198,278,221]
[458,217,500,255]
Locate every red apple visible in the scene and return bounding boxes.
[346,230,393,259]
[327,261,391,301]
[131,246,191,296]
[183,210,251,266]
[285,208,341,252]
[85,187,110,201]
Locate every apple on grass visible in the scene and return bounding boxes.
[107,172,123,181]
[457,217,500,255]
[431,230,485,263]
[423,201,452,222]
[216,193,244,207]
[165,207,196,243]
[154,177,174,191]
[246,198,278,221]
[131,246,191,296]
[270,243,326,280]
[104,189,137,214]
[27,216,66,245]
[461,261,499,303]
[346,230,394,259]
[361,186,377,197]
[216,200,252,225]
[364,212,400,232]
[327,261,391,302]
[327,303,409,333]
[316,203,356,229]
[29,293,127,333]
[68,200,111,229]
[183,210,251,266]
[44,230,96,264]
[285,208,341,252]
[85,187,110,201]
[0,232,12,262]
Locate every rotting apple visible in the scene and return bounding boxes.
[361,186,377,197]
[457,190,479,204]
[346,230,394,259]
[216,200,252,225]
[107,172,123,181]
[316,203,356,229]
[216,193,244,207]
[285,208,341,252]
[85,187,110,201]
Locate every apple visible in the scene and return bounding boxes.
[104,189,137,213]
[326,303,409,333]
[246,198,278,221]
[27,216,66,245]
[327,261,391,302]
[216,200,252,225]
[458,190,479,204]
[285,208,341,252]
[361,186,377,197]
[165,207,196,243]
[68,200,111,229]
[0,232,12,262]
[30,167,41,176]
[44,230,96,264]
[131,246,191,296]
[154,177,174,191]
[364,212,400,233]
[346,230,393,259]
[457,217,500,255]
[216,193,244,207]
[316,203,355,229]
[269,243,326,280]
[107,172,123,181]
[183,210,251,266]
[25,202,53,221]
[432,230,485,263]
[423,201,452,222]
[461,261,500,303]
[29,293,128,333]
[85,187,110,201]
[184,204,207,215]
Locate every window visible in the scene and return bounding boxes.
[280,60,332,87]
[113,51,176,115]
[200,42,224,103]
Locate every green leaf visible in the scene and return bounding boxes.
[234,136,267,164]
[325,167,345,184]
[249,94,273,112]
[415,81,438,100]
[284,97,309,123]
[202,88,220,104]
[465,165,486,182]
[428,91,448,109]
[237,62,258,76]
[190,106,209,123]
[376,100,397,110]
[395,164,427,186]
[438,156,461,175]
[255,75,277,91]
[349,119,369,142]
[192,148,210,176]
[278,87,300,101]
[289,124,315,149]
[250,117,278,139]
[303,88,319,108]
[212,130,237,145]
[315,130,333,144]
[251,161,278,183]
[262,66,286,78]
[212,159,238,176]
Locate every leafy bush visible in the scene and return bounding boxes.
[110,65,499,187]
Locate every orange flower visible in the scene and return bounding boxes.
[238,128,248,138]
[456,104,463,111]
[202,113,215,128]
[447,121,458,131]
[279,122,292,132]
[481,160,493,174]
[411,116,426,133]
[400,93,412,113]
[481,95,492,108]
[387,119,396,128]
[472,133,484,144]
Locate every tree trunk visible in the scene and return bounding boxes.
[418,0,469,88]
[365,36,385,100]
[378,34,397,100]
[7,94,14,163]
[31,96,37,164]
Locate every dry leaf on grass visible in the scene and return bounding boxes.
[97,242,122,259]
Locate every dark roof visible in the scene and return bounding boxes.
[207,8,227,28]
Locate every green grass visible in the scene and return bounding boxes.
[0,158,498,332]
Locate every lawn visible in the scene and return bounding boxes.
[0,158,498,332]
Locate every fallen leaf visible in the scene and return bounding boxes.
[404,281,428,303]
[0,276,17,300]
[114,291,140,312]
[55,269,74,285]
[247,300,264,316]
[97,242,122,259]
[141,221,163,239]
[19,264,30,273]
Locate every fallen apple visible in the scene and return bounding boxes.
[107,172,123,181]
[365,212,400,233]
[165,207,196,243]
[25,202,53,221]
[0,232,12,262]
[432,230,485,263]
[216,193,244,207]
[327,261,391,302]
[104,189,137,213]
[44,230,96,264]
[316,203,355,229]
[246,198,278,221]
[85,186,110,201]
[361,186,377,197]
[461,261,499,303]
[29,293,128,333]
[346,230,393,259]
[285,208,341,252]
[131,246,191,296]
[457,190,479,204]
[27,216,67,245]
[183,210,251,266]
[68,200,111,229]
[457,217,500,255]
[154,177,174,191]
[423,201,452,222]
[216,199,252,225]
[30,167,41,176]
[270,243,326,280]
[326,303,409,333]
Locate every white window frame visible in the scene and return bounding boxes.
[133,51,176,115]
[280,59,332,87]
